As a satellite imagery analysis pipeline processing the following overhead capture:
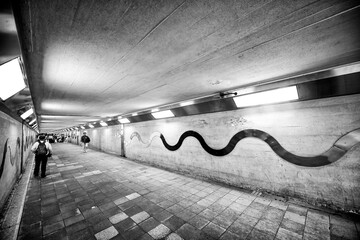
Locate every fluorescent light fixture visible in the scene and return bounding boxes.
[88,124,94,128]
[29,118,36,125]
[119,118,130,124]
[152,110,175,119]
[20,108,33,119]
[180,101,194,107]
[0,58,26,100]
[41,115,99,122]
[151,108,159,113]
[41,115,71,118]
[108,118,112,121]
[80,126,85,129]
[233,87,255,96]
[100,121,108,127]
[233,86,298,108]
[132,113,138,116]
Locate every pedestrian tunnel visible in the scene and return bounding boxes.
[1,0,360,239]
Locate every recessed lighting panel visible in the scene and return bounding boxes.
[233,86,298,108]
[119,118,130,124]
[180,101,194,107]
[0,58,26,100]
[152,110,175,119]
[29,118,36,125]
[20,108,33,119]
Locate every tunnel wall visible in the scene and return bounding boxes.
[0,110,36,211]
[78,125,123,155]
[78,94,360,212]
[124,94,360,212]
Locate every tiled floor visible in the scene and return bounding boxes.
[16,144,359,240]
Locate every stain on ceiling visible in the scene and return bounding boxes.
[3,0,360,131]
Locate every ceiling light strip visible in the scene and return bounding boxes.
[0,58,26,101]
[29,118,36,125]
[100,121,108,127]
[20,108,33,119]
[152,110,175,119]
[233,86,298,108]
[119,118,130,124]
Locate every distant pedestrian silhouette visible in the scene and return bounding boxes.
[80,132,91,152]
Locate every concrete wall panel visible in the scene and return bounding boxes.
[0,111,36,210]
[78,125,122,155]
[22,125,35,169]
[124,94,360,212]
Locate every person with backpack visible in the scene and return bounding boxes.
[31,134,52,178]
[80,131,90,152]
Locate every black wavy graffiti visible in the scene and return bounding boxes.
[159,129,360,167]
[23,135,35,151]
[30,136,34,147]
[0,135,32,179]
[24,136,29,151]
[0,139,8,179]
[8,137,21,166]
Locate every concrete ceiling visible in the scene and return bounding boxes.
[0,0,19,65]
[8,0,360,131]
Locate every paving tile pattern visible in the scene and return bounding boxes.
[17,144,360,240]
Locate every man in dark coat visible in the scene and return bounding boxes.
[80,132,90,152]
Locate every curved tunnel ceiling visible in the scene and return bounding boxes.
[10,0,360,131]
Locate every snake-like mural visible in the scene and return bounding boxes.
[129,128,360,167]
[0,138,21,179]
[24,135,35,151]
[127,132,161,147]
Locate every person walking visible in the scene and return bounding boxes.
[80,132,91,152]
[31,134,52,178]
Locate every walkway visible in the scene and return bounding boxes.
[16,144,360,240]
